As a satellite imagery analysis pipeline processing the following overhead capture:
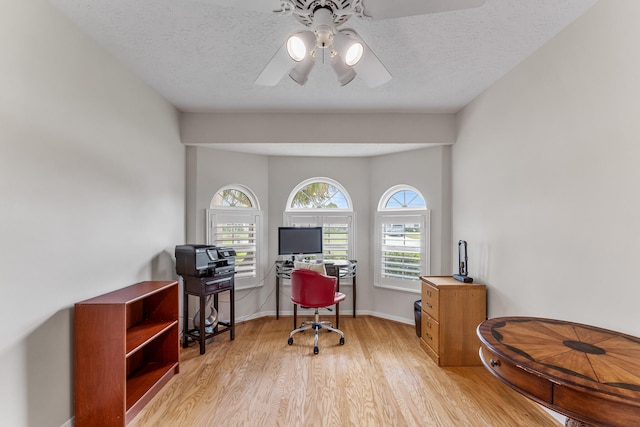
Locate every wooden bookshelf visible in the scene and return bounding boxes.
[74,281,179,426]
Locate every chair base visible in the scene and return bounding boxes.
[288,308,345,354]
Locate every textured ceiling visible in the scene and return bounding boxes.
[48,0,598,155]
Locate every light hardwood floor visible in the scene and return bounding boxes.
[129,315,560,426]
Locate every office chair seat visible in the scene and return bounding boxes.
[288,268,345,354]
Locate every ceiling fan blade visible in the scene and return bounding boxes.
[192,0,285,14]
[362,0,486,20]
[255,43,294,86]
[349,35,391,88]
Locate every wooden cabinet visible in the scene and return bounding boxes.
[419,276,486,366]
[74,281,180,426]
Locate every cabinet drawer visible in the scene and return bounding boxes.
[421,312,440,353]
[185,275,233,294]
[420,338,440,365]
[553,384,640,427]
[203,277,233,293]
[480,344,552,404]
[421,283,439,319]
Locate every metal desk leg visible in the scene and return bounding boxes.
[182,290,189,348]
[276,275,280,320]
[198,293,206,355]
[229,284,235,340]
[352,273,356,317]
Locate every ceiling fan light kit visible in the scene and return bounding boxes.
[254,1,393,88]
[241,0,487,87]
[279,5,369,87]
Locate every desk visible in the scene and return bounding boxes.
[182,273,235,354]
[477,317,640,427]
[275,260,356,329]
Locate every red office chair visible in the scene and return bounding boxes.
[287,268,346,354]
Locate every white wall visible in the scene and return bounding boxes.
[267,155,372,318]
[181,112,457,324]
[185,146,271,321]
[184,144,452,325]
[370,146,453,321]
[185,146,270,246]
[454,0,640,336]
[9,1,629,425]
[181,112,456,144]
[0,1,184,426]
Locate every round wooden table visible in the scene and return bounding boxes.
[477,317,640,427]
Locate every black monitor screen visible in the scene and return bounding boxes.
[278,227,323,255]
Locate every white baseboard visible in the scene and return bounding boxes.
[60,417,74,427]
[237,309,413,326]
[354,310,413,325]
[540,406,566,425]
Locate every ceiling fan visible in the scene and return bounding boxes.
[205,0,486,88]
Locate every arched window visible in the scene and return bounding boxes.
[284,177,354,261]
[375,185,429,292]
[207,185,263,288]
[210,187,254,207]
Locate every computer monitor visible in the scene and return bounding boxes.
[278,227,323,257]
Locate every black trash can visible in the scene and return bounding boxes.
[414,300,422,337]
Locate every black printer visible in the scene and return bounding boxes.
[175,244,236,277]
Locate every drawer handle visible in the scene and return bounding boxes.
[425,333,433,341]
[427,290,432,297]
[424,302,433,308]
[489,359,500,367]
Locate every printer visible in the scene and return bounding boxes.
[175,244,236,277]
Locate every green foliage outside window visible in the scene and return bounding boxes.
[218,189,252,207]
[291,182,347,209]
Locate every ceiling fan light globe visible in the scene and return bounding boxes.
[289,55,315,86]
[345,42,364,66]
[332,32,363,66]
[289,70,309,86]
[287,36,307,62]
[336,69,356,86]
[330,54,357,86]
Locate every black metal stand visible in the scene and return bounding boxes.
[454,240,473,283]
[181,273,235,354]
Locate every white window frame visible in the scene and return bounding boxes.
[374,185,429,293]
[284,177,355,261]
[207,185,264,290]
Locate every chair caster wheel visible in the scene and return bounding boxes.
[314,346,319,354]
[340,337,345,345]
[288,337,293,345]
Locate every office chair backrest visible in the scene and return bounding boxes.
[290,268,338,308]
